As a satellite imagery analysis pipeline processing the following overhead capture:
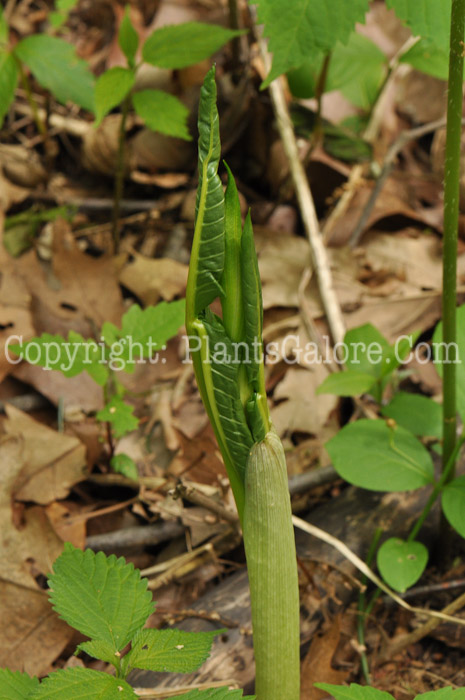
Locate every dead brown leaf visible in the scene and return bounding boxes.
[300,616,349,700]
[45,501,86,549]
[119,252,188,305]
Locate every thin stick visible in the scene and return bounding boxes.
[112,96,131,253]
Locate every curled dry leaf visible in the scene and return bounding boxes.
[119,251,188,305]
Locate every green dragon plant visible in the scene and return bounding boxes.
[186,66,300,700]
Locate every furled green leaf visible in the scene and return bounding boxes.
[377,537,428,593]
[400,38,450,80]
[240,212,264,391]
[381,392,442,439]
[314,683,394,700]
[0,52,18,127]
[442,475,465,538]
[48,543,154,650]
[171,691,255,700]
[433,303,465,418]
[15,35,95,112]
[221,163,244,343]
[386,0,451,49]
[124,628,220,673]
[9,332,109,386]
[253,0,369,85]
[132,89,191,140]
[119,6,139,67]
[111,453,138,480]
[142,22,244,70]
[326,419,435,491]
[94,67,134,126]
[316,370,376,397]
[76,639,119,666]
[96,396,139,438]
[0,668,39,700]
[30,668,137,699]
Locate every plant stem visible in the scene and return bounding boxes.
[112,96,131,254]
[357,527,382,684]
[16,59,47,140]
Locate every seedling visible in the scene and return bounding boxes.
[0,543,254,699]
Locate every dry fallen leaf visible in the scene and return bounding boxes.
[300,616,349,700]
[119,252,188,305]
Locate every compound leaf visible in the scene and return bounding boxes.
[15,35,95,112]
[0,669,39,700]
[48,543,154,650]
[125,628,220,673]
[442,475,465,538]
[0,52,18,127]
[133,89,191,140]
[96,396,139,438]
[326,419,435,491]
[94,66,134,126]
[314,684,394,700]
[119,6,139,67]
[381,392,442,439]
[142,22,244,69]
[386,0,451,49]
[377,537,428,593]
[30,668,137,699]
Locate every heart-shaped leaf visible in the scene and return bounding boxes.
[377,538,428,593]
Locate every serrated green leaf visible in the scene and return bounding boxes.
[96,396,139,438]
[253,0,370,85]
[48,543,154,650]
[381,392,442,439]
[316,370,376,397]
[133,89,191,140]
[314,683,394,700]
[171,690,255,700]
[125,628,220,673]
[442,475,465,538]
[30,668,137,699]
[386,0,451,49]
[0,668,39,700]
[0,52,18,127]
[76,639,120,666]
[94,67,134,126]
[15,35,95,112]
[326,419,435,491]
[377,537,428,593]
[111,453,138,480]
[433,303,465,419]
[142,22,244,70]
[400,38,450,80]
[119,6,139,67]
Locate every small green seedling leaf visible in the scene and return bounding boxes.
[171,690,255,700]
[119,6,139,67]
[377,537,428,593]
[49,0,79,29]
[124,628,221,674]
[386,0,450,50]
[433,303,465,419]
[0,52,18,127]
[133,89,191,140]
[94,67,134,126]
[111,453,138,480]
[76,639,120,666]
[326,419,435,491]
[142,22,244,69]
[30,667,137,699]
[314,683,394,700]
[0,668,39,700]
[442,475,465,538]
[381,392,442,439]
[97,396,139,438]
[15,35,95,112]
[316,370,376,397]
[48,543,154,650]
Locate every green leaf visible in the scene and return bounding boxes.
[0,668,39,700]
[326,419,435,491]
[132,89,191,140]
[433,303,465,418]
[0,52,18,127]
[314,683,394,700]
[94,67,134,126]
[381,392,442,439]
[30,668,137,699]
[142,22,244,69]
[221,163,244,343]
[124,628,220,673]
[111,453,138,480]
[171,691,255,700]
[96,396,139,438]
[415,690,465,700]
[48,542,154,650]
[119,6,139,67]
[400,38,450,80]
[76,639,119,666]
[442,475,465,538]
[377,537,428,593]
[15,35,95,112]
[0,6,8,45]
[240,212,264,392]
[253,0,370,85]
[386,0,451,49]
[316,370,376,397]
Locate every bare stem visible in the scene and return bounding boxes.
[112,96,131,253]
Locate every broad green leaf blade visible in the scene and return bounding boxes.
[381,392,442,439]
[119,6,139,67]
[0,669,39,700]
[76,639,119,666]
[314,684,394,700]
[94,67,134,126]
[133,89,191,140]
[111,453,138,480]
[433,303,465,419]
[415,690,465,700]
[96,396,139,438]
[172,691,255,700]
[142,23,244,69]
[0,6,8,44]
[253,0,370,85]
[442,475,465,538]
[30,668,137,699]
[386,0,451,49]
[377,537,428,593]
[400,38,450,80]
[221,163,244,343]
[316,370,376,397]
[48,543,154,650]
[15,35,95,112]
[344,323,391,377]
[326,419,435,491]
[0,52,18,127]
[125,628,220,673]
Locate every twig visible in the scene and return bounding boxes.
[172,481,240,526]
[85,520,184,552]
